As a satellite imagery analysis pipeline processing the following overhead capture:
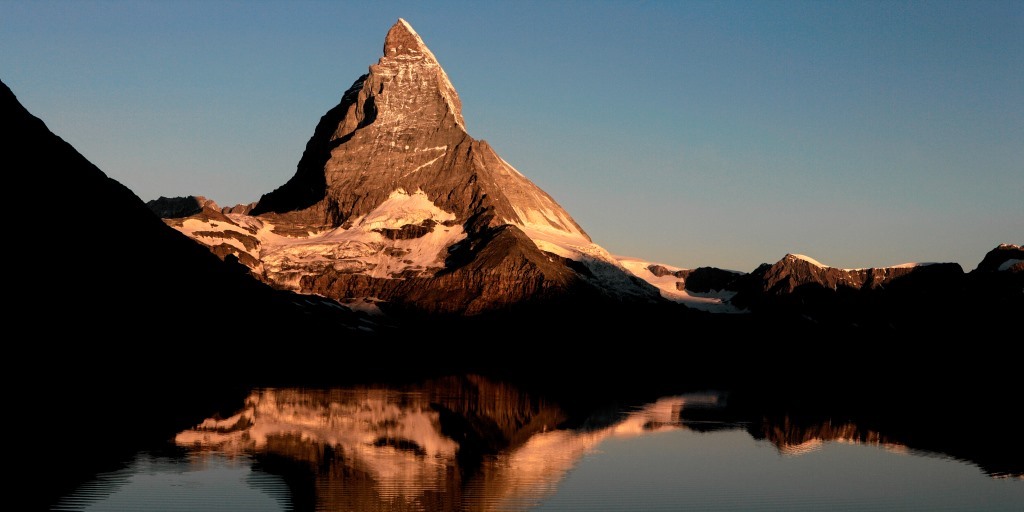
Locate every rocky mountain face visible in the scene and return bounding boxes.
[162,19,662,315]
[739,253,964,296]
[604,247,1021,335]
[646,264,743,293]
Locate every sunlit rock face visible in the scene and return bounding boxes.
[175,377,722,511]
[159,19,661,315]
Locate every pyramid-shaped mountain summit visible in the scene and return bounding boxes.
[253,18,587,241]
[162,19,668,314]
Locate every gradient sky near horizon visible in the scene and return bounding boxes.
[2,0,1021,272]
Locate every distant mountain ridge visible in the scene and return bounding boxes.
[143,20,1020,324]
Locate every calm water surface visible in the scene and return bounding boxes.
[53,376,1023,511]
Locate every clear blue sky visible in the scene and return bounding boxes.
[3,0,1021,272]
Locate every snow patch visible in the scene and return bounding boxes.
[511,205,584,238]
[360,188,456,230]
[402,153,445,177]
[891,262,939,269]
[616,257,743,313]
[171,217,263,267]
[171,189,466,293]
[497,154,526,178]
[788,254,944,271]
[258,190,465,284]
[790,254,827,267]
[179,217,256,237]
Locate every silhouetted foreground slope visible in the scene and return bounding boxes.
[3,78,375,508]
[4,79,374,344]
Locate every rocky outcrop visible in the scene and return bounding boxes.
[752,254,964,295]
[961,244,1024,328]
[221,201,258,215]
[652,266,744,293]
[146,195,220,218]
[148,195,258,218]
[972,243,1023,273]
[166,19,661,315]
[682,267,742,293]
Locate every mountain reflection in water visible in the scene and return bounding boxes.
[173,375,718,511]
[163,375,1021,511]
[50,373,1024,511]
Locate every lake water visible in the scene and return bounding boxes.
[50,375,1022,511]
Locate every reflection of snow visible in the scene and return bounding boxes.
[176,388,725,511]
[761,419,908,459]
[174,385,934,509]
[176,385,923,510]
[176,388,459,501]
[176,385,921,509]
[778,438,824,455]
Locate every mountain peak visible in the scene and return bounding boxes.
[195,18,662,314]
[372,18,464,130]
[384,18,433,60]
[786,253,827,268]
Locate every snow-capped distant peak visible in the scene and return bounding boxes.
[786,254,944,271]
[890,262,939,269]
[788,254,827,267]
